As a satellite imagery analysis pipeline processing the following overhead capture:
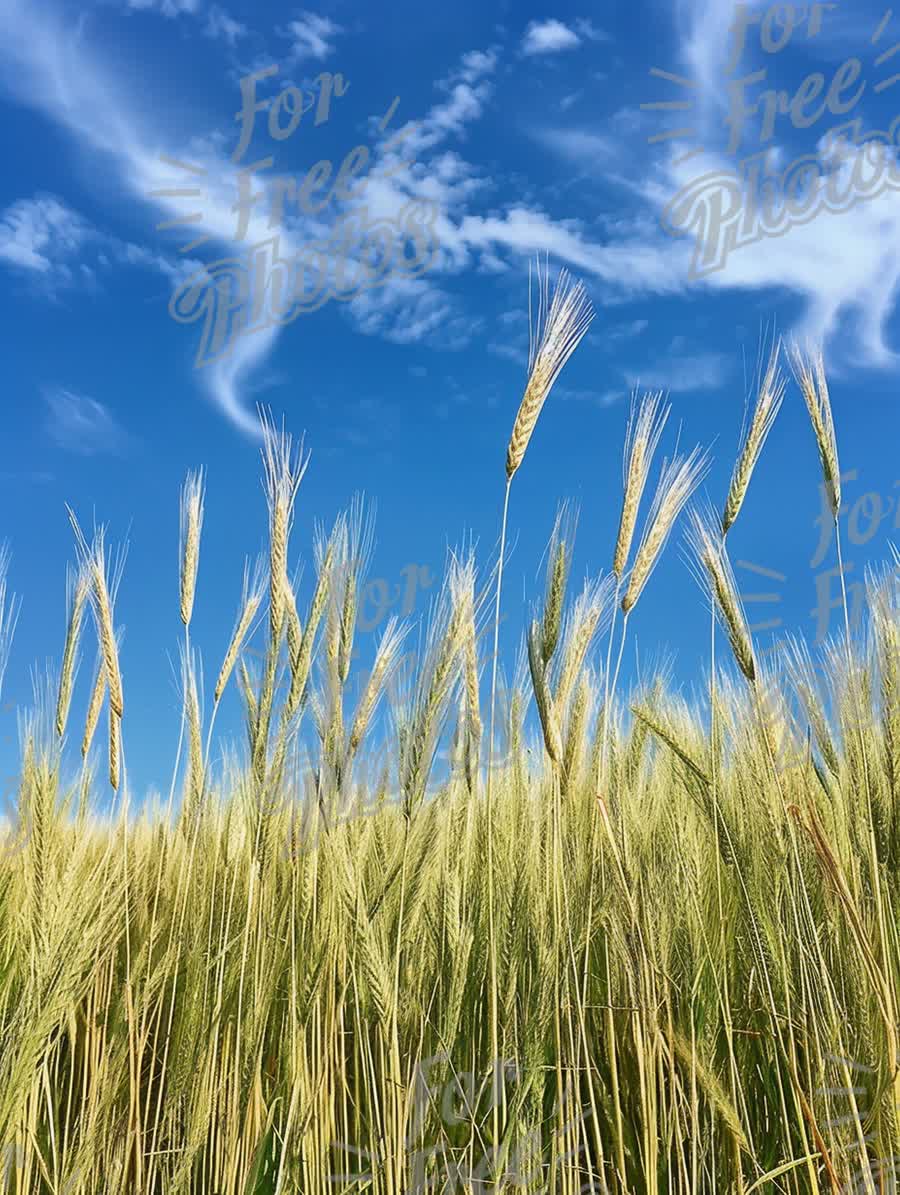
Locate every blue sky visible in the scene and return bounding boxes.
[0,0,898,797]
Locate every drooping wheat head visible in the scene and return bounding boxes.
[723,337,785,534]
[67,511,125,721]
[527,617,562,767]
[622,445,710,615]
[614,390,670,577]
[214,560,265,704]
[505,258,594,482]
[348,617,407,756]
[82,655,107,761]
[285,533,334,720]
[687,507,756,684]
[179,468,205,628]
[553,574,614,717]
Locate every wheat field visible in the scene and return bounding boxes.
[1,272,899,1194]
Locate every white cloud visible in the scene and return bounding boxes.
[458,49,498,83]
[0,195,91,280]
[43,389,130,455]
[521,19,581,56]
[283,11,344,62]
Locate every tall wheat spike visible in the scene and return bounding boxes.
[723,338,785,534]
[179,469,205,628]
[602,391,670,788]
[489,260,593,782]
[487,260,592,1155]
[505,261,594,482]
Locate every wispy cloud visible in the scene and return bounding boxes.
[0,195,92,283]
[203,5,246,44]
[282,11,344,62]
[624,351,731,394]
[123,0,201,15]
[43,389,131,455]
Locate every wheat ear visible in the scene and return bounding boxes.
[82,657,107,760]
[259,408,308,646]
[109,709,121,792]
[622,445,710,615]
[788,340,841,520]
[614,390,671,577]
[527,618,563,765]
[723,337,785,534]
[179,468,205,628]
[214,563,264,704]
[56,565,89,738]
[505,260,594,481]
[688,507,756,683]
[348,617,407,755]
[67,510,124,720]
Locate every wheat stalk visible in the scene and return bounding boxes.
[622,445,710,615]
[179,468,205,628]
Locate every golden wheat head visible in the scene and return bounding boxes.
[723,337,785,535]
[614,390,671,577]
[505,258,594,481]
[622,445,710,615]
[687,507,756,683]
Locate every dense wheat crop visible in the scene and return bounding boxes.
[1,276,899,1194]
